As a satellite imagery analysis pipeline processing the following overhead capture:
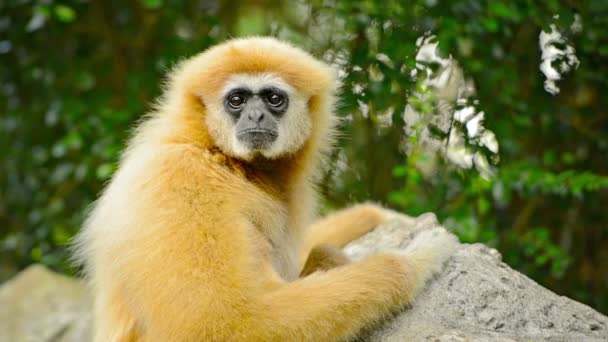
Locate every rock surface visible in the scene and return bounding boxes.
[345,213,608,341]
[0,264,91,342]
[1,213,607,341]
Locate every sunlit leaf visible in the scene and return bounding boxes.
[142,0,163,10]
[54,5,76,23]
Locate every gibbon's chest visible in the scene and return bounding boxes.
[242,190,301,281]
[248,202,301,282]
[269,227,300,281]
[236,172,303,280]
[220,155,308,281]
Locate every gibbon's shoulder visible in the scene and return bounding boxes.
[113,142,244,194]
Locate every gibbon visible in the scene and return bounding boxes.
[73,37,458,341]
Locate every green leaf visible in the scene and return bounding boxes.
[235,8,266,36]
[543,150,556,166]
[31,246,42,261]
[52,225,71,245]
[76,71,96,91]
[392,165,407,177]
[562,152,575,165]
[96,163,116,180]
[35,5,52,17]
[388,191,405,205]
[54,5,76,23]
[142,0,163,9]
[481,18,500,33]
[535,254,549,266]
[63,131,83,150]
[489,3,513,19]
[477,197,490,215]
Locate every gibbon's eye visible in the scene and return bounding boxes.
[228,94,245,108]
[266,93,284,106]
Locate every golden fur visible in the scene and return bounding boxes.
[74,37,458,341]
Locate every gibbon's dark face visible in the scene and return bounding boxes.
[224,86,289,150]
[203,73,312,161]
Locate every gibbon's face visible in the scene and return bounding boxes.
[203,72,311,161]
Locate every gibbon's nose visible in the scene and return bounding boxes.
[247,111,265,123]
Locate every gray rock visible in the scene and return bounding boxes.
[1,213,606,341]
[0,264,91,342]
[345,213,608,341]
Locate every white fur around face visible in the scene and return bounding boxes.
[201,73,311,161]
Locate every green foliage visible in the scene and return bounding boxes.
[142,0,163,10]
[1,0,607,314]
[53,5,77,23]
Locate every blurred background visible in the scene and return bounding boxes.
[1,1,607,314]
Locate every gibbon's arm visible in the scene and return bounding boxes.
[300,244,350,277]
[248,228,457,341]
[301,203,396,267]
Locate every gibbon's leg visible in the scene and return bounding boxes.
[304,203,389,249]
[300,244,350,277]
[301,203,398,267]
[251,227,458,341]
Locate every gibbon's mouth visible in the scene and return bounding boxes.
[237,129,278,149]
